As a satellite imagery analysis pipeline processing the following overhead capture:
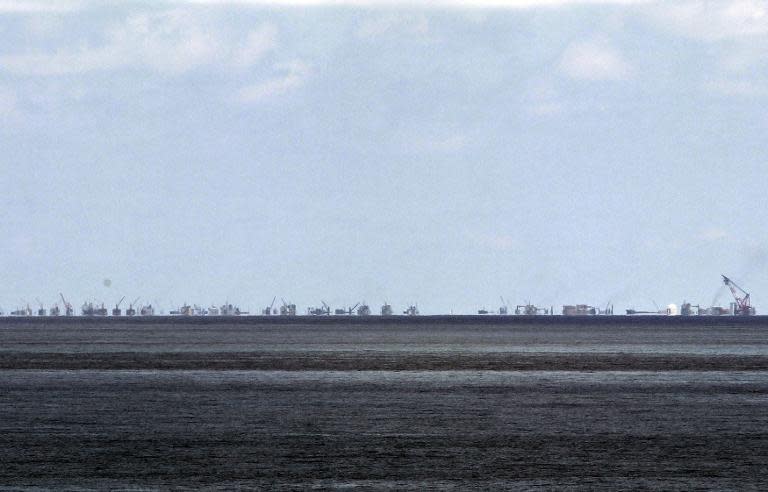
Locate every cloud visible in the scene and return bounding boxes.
[699,227,728,241]
[474,233,519,252]
[356,13,430,38]
[416,133,468,152]
[0,0,657,12]
[558,37,632,81]
[525,79,565,116]
[0,11,277,75]
[0,0,82,13]
[231,24,278,68]
[646,1,768,42]
[177,0,651,6]
[704,78,768,97]
[0,86,17,118]
[388,122,471,153]
[236,60,310,103]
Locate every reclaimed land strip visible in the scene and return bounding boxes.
[2,351,768,370]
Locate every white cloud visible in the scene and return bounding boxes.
[0,86,17,117]
[178,0,650,6]
[236,60,310,102]
[525,79,565,116]
[558,37,632,81]
[705,78,768,97]
[0,0,82,13]
[416,133,468,152]
[699,227,728,241]
[646,1,768,42]
[474,233,519,251]
[0,11,277,75]
[530,101,565,116]
[231,24,278,68]
[356,13,430,38]
[718,43,768,72]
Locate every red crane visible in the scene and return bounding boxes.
[722,275,755,316]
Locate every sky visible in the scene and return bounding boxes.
[1,0,767,314]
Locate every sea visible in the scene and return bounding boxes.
[1,317,767,490]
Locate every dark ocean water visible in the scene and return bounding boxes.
[1,319,767,489]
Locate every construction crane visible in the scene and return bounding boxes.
[403,304,419,316]
[280,298,297,316]
[263,297,276,315]
[515,302,548,315]
[112,296,126,316]
[357,302,371,316]
[35,298,46,316]
[126,297,140,316]
[335,303,359,315]
[499,297,509,315]
[722,274,756,316]
[59,293,74,316]
[308,301,331,316]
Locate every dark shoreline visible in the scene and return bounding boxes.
[1,314,767,326]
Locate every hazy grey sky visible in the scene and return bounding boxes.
[1,0,767,313]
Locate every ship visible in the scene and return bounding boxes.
[562,304,597,316]
[82,302,108,316]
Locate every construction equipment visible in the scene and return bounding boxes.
[262,297,277,315]
[701,306,731,315]
[722,274,756,315]
[499,297,509,315]
[59,293,74,316]
[403,304,419,316]
[680,302,700,316]
[113,296,125,316]
[357,303,371,316]
[280,299,297,316]
[140,303,155,316]
[381,303,393,316]
[49,304,60,316]
[220,303,246,315]
[335,303,359,315]
[35,298,46,316]
[598,303,614,315]
[81,302,94,316]
[11,304,32,316]
[169,303,191,315]
[81,301,107,316]
[516,303,549,315]
[220,303,234,316]
[126,298,139,316]
[308,301,331,316]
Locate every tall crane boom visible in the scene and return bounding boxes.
[59,293,73,316]
[722,274,755,315]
